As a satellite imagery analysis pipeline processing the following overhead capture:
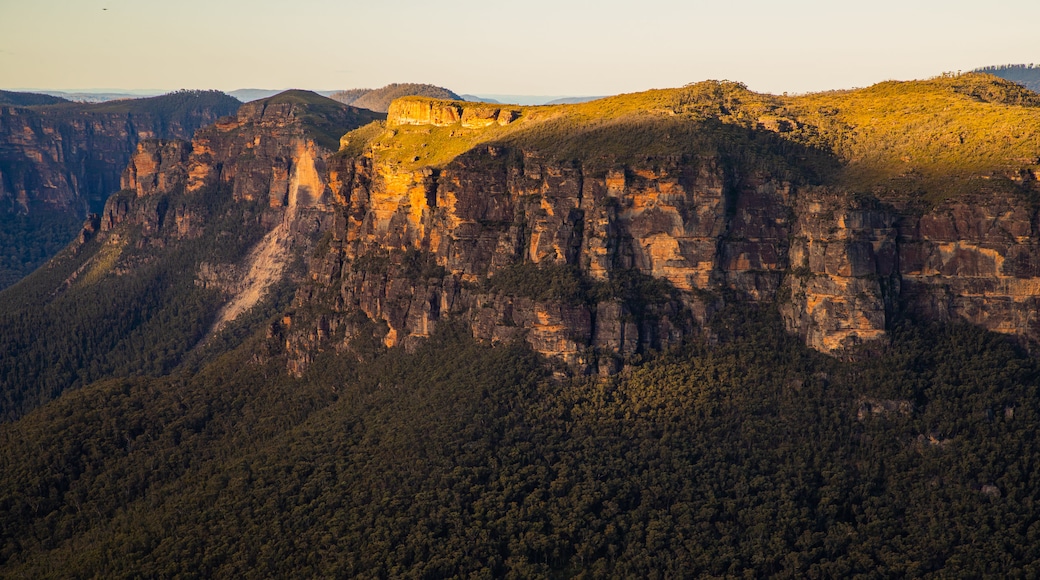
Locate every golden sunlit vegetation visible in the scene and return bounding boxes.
[782,73,1040,201]
[75,236,125,288]
[975,64,1040,93]
[340,74,1040,203]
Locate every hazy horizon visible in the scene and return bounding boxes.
[2,87,617,107]
[2,0,1038,96]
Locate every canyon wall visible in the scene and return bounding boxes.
[92,95,1040,374]
[0,92,240,215]
[286,103,1040,372]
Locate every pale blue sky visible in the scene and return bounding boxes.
[1,0,1037,96]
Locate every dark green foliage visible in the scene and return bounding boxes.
[486,262,682,318]
[0,90,69,106]
[589,268,681,315]
[974,64,1040,93]
[486,262,589,304]
[401,248,447,282]
[0,185,267,420]
[3,309,1040,576]
[0,210,81,290]
[40,89,240,120]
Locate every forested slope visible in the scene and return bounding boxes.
[2,312,1040,576]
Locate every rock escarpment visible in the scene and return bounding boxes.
[95,91,384,333]
[0,91,240,215]
[87,84,1040,376]
[278,97,1040,373]
[0,90,242,289]
[387,99,519,128]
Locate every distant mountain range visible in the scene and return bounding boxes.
[6,89,168,103]
[973,64,1040,92]
[29,68,1040,110]
[469,94,605,105]
[5,87,608,107]
[228,88,341,102]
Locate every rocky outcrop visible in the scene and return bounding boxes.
[387,99,519,128]
[185,94,381,206]
[0,91,241,290]
[780,190,1040,350]
[900,196,1040,339]
[284,136,1040,372]
[94,92,381,334]
[781,191,899,351]
[121,140,191,198]
[288,150,725,371]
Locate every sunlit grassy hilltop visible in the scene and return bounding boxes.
[785,73,1040,199]
[340,73,1040,203]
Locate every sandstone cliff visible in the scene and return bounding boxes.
[279,80,1040,372]
[0,90,242,289]
[0,90,240,215]
[82,77,1040,376]
[95,91,384,336]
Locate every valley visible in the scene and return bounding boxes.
[3,73,1040,576]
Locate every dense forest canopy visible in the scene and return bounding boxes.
[2,312,1040,576]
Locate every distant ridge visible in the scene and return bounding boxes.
[0,90,70,106]
[229,89,340,102]
[544,96,606,105]
[463,94,604,106]
[460,94,500,104]
[330,83,462,113]
[973,64,1040,92]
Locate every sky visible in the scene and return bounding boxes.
[2,0,1038,97]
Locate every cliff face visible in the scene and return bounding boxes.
[285,149,800,371]
[780,191,1040,351]
[0,106,147,213]
[275,97,1040,373]
[97,91,385,335]
[83,82,1040,377]
[0,91,240,215]
[0,91,242,290]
